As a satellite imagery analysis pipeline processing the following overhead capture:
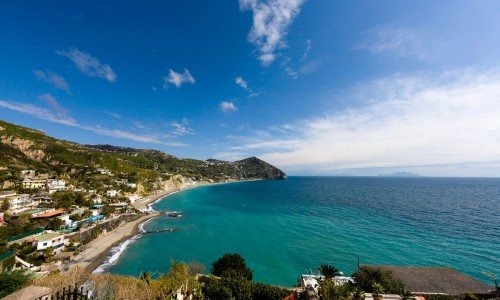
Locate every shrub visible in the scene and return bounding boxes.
[252,282,291,300]
[352,266,404,293]
[211,253,253,280]
[0,271,32,298]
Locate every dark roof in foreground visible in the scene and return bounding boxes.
[369,265,493,295]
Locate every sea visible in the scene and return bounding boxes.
[104,177,499,286]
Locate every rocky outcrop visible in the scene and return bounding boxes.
[159,174,190,192]
[0,135,46,162]
[234,156,287,180]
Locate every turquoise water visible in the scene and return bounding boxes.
[108,177,499,286]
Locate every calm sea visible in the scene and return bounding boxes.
[107,177,499,286]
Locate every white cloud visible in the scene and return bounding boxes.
[301,39,312,61]
[0,99,184,146]
[218,69,500,175]
[239,0,305,66]
[56,47,117,82]
[235,76,249,90]
[163,69,195,88]
[220,101,237,112]
[106,112,122,119]
[358,25,422,58]
[168,118,194,136]
[39,93,69,116]
[33,70,70,92]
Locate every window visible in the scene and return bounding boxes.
[43,242,47,246]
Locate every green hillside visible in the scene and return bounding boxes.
[0,119,286,191]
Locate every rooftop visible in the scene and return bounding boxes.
[370,265,494,295]
[0,190,16,197]
[31,208,65,218]
[36,232,65,241]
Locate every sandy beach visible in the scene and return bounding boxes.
[69,180,247,273]
[68,212,159,272]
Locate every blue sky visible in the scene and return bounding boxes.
[1,1,500,176]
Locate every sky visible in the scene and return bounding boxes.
[1,1,500,176]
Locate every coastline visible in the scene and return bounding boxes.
[68,212,159,273]
[77,179,254,273]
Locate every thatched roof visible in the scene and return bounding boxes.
[371,265,494,295]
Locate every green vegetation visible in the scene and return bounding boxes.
[352,266,404,294]
[0,119,286,195]
[0,270,31,298]
[210,252,253,281]
[205,253,290,300]
[318,264,340,280]
[50,191,92,209]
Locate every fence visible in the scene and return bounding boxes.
[35,284,93,300]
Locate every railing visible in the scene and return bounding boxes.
[35,284,93,300]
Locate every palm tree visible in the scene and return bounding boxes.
[372,283,384,300]
[318,264,340,280]
[352,287,365,300]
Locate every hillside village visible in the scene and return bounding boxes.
[0,119,286,279]
[0,165,194,275]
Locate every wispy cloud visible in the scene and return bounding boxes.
[300,39,312,61]
[239,0,305,66]
[235,76,249,91]
[39,93,69,116]
[220,101,237,112]
[33,70,70,92]
[0,99,184,146]
[217,69,500,175]
[163,68,195,88]
[168,118,194,136]
[106,112,122,119]
[358,25,422,58]
[56,47,117,82]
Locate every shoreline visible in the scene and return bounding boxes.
[78,179,255,273]
[68,212,159,273]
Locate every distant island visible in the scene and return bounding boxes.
[378,172,422,177]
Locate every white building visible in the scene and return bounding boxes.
[106,190,119,197]
[92,196,103,204]
[0,192,35,214]
[46,179,67,194]
[22,177,47,189]
[127,194,142,203]
[127,183,137,189]
[96,168,112,175]
[34,232,66,253]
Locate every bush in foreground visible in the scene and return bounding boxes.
[0,270,31,298]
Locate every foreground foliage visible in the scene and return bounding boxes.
[204,253,291,300]
[352,266,404,294]
[0,270,32,298]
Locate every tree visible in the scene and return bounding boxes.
[251,282,291,300]
[43,246,55,262]
[102,205,115,216]
[352,266,404,293]
[1,198,10,212]
[204,277,232,300]
[47,217,64,230]
[0,270,31,298]
[211,253,253,281]
[187,260,206,276]
[318,264,340,280]
[372,283,384,300]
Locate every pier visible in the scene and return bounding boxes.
[161,211,182,217]
[141,228,178,235]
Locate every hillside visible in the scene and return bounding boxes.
[0,119,286,191]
